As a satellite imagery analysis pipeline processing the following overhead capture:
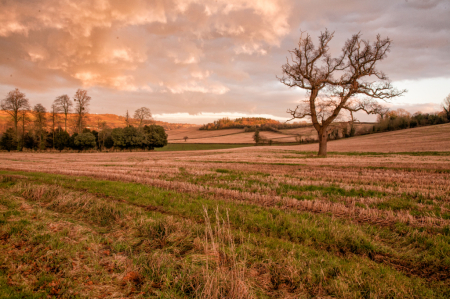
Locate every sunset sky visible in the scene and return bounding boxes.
[1,0,449,124]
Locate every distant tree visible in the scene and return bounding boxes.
[134,107,152,127]
[443,94,450,121]
[68,133,79,150]
[54,94,72,132]
[124,110,131,127]
[111,126,145,150]
[279,30,405,156]
[1,88,30,143]
[97,121,109,150]
[18,109,31,151]
[23,132,37,150]
[74,132,96,151]
[50,103,62,149]
[73,89,91,133]
[143,125,168,149]
[33,104,47,150]
[54,128,70,152]
[104,135,114,149]
[183,136,188,142]
[0,128,17,152]
[253,130,261,144]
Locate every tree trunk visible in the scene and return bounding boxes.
[318,127,328,156]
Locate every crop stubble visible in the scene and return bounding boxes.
[1,135,450,297]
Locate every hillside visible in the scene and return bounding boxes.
[0,111,196,133]
[167,123,374,144]
[270,123,450,152]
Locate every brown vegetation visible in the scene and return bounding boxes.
[1,127,450,297]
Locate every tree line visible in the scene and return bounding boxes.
[0,88,167,152]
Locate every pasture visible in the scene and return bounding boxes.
[1,124,450,298]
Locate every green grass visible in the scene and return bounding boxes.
[1,171,450,298]
[155,143,253,151]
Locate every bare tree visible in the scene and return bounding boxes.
[443,94,450,121]
[134,107,152,127]
[33,103,47,150]
[19,110,31,151]
[279,30,405,156]
[73,89,91,133]
[97,120,109,150]
[50,104,62,149]
[183,136,188,142]
[343,98,389,131]
[1,88,30,141]
[54,94,72,132]
[124,110,131,127]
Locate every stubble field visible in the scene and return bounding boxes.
[166,123,374,144]
[1,124,450,298]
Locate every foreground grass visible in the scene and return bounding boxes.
[155,143,253,151]
[1,172,449,298]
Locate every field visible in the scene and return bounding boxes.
[167,123,374,144]
[1,124,450,298]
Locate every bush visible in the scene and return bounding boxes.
[23,132,38,150]
[104,135,114,149]
[0,128,17,152]
[143,125,168,149]
[253,130,261,144]
[54,128,70,151]
[74,132,96,151]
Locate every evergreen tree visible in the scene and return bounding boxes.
[54,128,70,152]
[0,128,17,152]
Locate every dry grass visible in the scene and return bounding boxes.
[1,128,450,297]
[273,123,450,152]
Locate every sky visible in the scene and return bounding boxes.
[0,0,449,124]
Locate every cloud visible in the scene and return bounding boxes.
[0,0,449,122]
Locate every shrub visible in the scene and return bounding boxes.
[54,128,70,151]
[74,132,97,151]
[253,130,261,144]
[0,128,17,152]
[143,125,168,149]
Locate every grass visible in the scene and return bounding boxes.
[0,174,448,298]
[155,143,253,151]
[1,129,450,298]
[1,171,450,298]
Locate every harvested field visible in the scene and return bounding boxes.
[274,123,450,152]
[1,128,450,298]
[167,123,374,144]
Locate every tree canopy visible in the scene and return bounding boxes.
[279,29,406,156]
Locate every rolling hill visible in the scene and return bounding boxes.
[0,111,196,133]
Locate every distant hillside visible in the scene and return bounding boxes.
[200,117,306,130]
[0,111,196,133]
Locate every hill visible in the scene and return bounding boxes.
[167,123,374,144]
[199,117,285,130]
[0,111,196,133]
[270,123,450,153]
